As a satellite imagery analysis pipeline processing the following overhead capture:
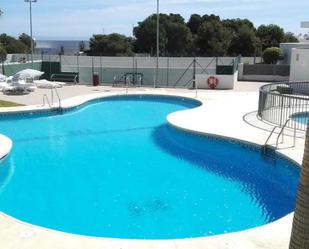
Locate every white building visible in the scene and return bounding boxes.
[288,22,309,81]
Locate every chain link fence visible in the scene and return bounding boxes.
[2,54,261,87]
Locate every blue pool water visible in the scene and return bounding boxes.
[291,113,308,125]
[0,95,300,239]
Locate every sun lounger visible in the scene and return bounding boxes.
[34,79,66,89]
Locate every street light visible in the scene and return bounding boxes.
[155,0,159,88]
[24,0,37,68]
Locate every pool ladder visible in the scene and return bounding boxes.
[42,88,62,111]
[262,119,297,158]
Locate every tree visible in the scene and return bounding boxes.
[222,19,258,56]
[0,44,7,62]
[133,14,192,56]
[228,25,259,56]
[187,14,203,35]
[89,33,133,56]
[223,18,255,31]
[196,19,232,56]
[283,32,298,43]
[0,33,29,53]
[262,47,284,64]
[257,24,285,50]
[289,122,309,249]
[164,19,193,56]
[133,14,166,55]
[19,33,34,51]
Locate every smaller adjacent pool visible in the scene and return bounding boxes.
[291,112,309,125]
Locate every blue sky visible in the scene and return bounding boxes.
[0,0,308,40]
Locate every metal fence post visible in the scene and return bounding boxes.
[92,56,94,83]
[192,58,196,89]
[77,54,80,78]
[166,57,169,87]
[49,55,51,79]
[100,55,103,84]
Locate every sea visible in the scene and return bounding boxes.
[35,40,90,55]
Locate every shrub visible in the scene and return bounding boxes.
[262,47,284,64]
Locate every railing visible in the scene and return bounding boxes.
[258,81,309,131]
[42,88,62,109]
[42,94,51,108]
[51,88,62,108]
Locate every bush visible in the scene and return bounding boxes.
[0,44,7,63]
[262,47,284,64]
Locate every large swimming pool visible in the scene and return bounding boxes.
[0,95,300,239]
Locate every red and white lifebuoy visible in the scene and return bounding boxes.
[207,76,219,89]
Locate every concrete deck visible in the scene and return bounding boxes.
[0,81,305,249]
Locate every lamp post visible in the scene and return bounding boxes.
[25,0,37,68]
[154,0,159,88]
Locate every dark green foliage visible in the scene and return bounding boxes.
[187,14,203,35]
[19,33,35,49]
[132,13,298,57]
[0,33,31,53]
[282,32,299,43]
[196,20,231,56]
[257,24,285,50]
[133,14,165,55]
[262,47,284,64]
[0,43,7,62]
[228,24,260,56]
[89,33,133,56]
[133,14,192,56]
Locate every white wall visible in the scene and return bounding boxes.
[195,72,237,89]
[290,48,309,81]
[280,43,309,65]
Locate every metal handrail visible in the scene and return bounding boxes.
[263,119,297,149]
[51,87,61,108]
[264,126,278,146]
[276,119,290,148]
[42,94,51,108]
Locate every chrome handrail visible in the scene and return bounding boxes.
[276,119,290,148]
[42,94,51,108]
[50,88,61,108]
[264,126,278,146]
[263,118,297,150]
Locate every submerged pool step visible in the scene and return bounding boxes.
[261,145,277,164]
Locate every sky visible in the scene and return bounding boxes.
[0,0,309,40]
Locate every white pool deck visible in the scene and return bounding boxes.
[0,81,306,249]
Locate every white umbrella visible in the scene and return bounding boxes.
[13,69,45,82]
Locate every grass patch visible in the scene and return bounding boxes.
[0,100,24,107]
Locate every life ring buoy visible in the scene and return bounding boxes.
[207,76,219,89]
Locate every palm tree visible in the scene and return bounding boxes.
[289,124,309,248]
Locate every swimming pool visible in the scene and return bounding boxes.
[291,112,309,125]
[0,94,300,239]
